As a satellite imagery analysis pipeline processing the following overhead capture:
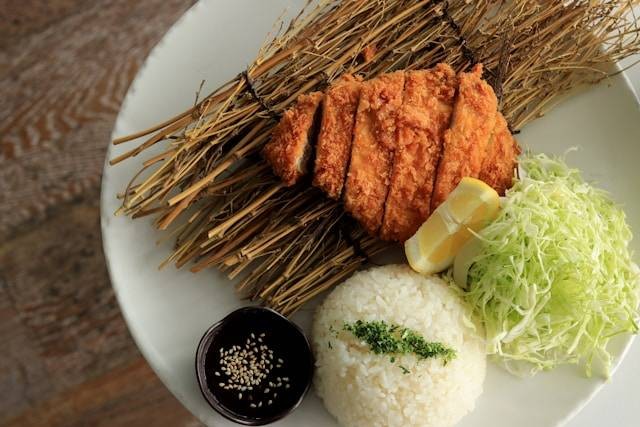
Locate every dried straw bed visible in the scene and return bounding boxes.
[110,0,640,315]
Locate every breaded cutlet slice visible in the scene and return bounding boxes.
[262,92,323,186]
[380,64,457,242]
[312,74,362,199]
[479,112,521,195]
[343,71,405,235]
[431,64,498,210]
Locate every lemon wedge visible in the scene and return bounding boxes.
[405,177,500,275]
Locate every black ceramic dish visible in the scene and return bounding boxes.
[195,307,314,425]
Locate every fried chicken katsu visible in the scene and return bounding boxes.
[313,74,362,199]
[262,92,323,186]
[262,63,519,242]
[343,71,405,235]
[479,112,520,195]
[431,64,498,210]
[380,64,457,242]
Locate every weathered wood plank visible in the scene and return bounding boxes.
[0,1,91,45]
[0,190,202,426]
[0,0,196,237]
[3,358,201,427]
[1,1,202,425]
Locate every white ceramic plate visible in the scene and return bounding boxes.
[101,1,640,426]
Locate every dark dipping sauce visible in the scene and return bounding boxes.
[196,307,313,425]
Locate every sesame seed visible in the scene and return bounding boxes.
[215,332,289,397]
[285,384,290,389]
[250,403,256,408]
[258,401,263,408]
[268,400,273,405]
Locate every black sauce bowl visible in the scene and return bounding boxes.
[195,307,314,425]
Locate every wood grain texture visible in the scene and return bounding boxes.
[0,0,196,238]
[3,358,203,427]
[0,1,202,426]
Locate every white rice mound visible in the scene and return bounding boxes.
[312,265,486,427]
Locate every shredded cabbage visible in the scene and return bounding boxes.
[462,152,639,377]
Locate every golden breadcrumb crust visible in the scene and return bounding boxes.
[343,71,405,235]
[381,64,457,242]
[431,64,498,210]
[479,112,521,195]
[262,92,323,186]
[313,75,362,199]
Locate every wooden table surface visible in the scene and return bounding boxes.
[0,1,204,425]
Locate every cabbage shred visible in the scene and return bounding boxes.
[464,153,639,376]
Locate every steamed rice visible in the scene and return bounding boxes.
[312,265,486,427]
